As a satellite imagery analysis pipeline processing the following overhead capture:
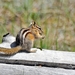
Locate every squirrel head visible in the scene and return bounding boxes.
[29,21,45,39]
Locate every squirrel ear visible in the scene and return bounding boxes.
[29,21,36,28]
[31,21,36,26]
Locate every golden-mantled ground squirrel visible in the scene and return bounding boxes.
[0,21,44,55]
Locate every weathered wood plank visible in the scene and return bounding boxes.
[0,48,75,65]
[0,63,75,75]
[0,49,75,69]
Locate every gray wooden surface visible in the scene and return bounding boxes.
[0,48,75,65]
[0,33,75,75]
[0,49,75,69]
[0,63,75,75]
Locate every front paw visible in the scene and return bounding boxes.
[30,49,37,53]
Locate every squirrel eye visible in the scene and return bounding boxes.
[39,27,41,30]
[39,32,42,35]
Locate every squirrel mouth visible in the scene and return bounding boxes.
[42,35,45,39]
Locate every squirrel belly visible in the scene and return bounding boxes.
[0,46,22,55]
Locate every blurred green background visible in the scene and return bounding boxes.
[0,0,75,51]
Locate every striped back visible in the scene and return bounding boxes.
[16,21,44,46]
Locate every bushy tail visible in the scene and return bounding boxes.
[0,46,22,55]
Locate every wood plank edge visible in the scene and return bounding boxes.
[0,58,75,70]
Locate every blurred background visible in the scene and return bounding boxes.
[0,0,75,51]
